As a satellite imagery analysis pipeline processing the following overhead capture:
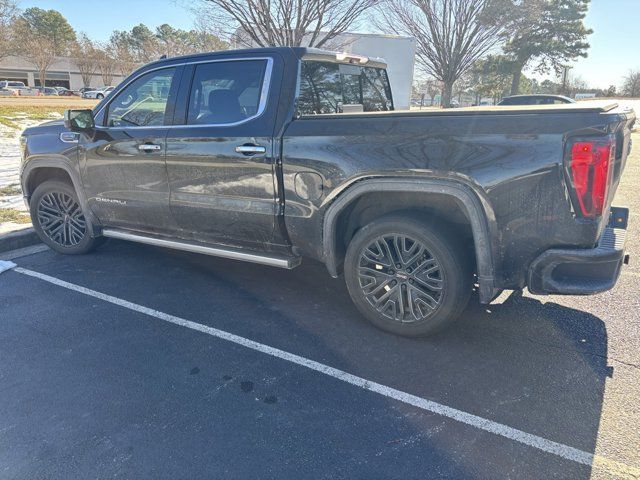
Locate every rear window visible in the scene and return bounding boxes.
[297,60,393,115]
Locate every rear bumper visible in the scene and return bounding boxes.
[527,207,629,295]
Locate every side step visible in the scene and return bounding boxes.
[102,229,301,269]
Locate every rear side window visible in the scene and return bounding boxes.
[297,60,393,115]
[186,60,267,125]
[500,97,522,105]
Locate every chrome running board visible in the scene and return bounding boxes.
[102,229,301,269]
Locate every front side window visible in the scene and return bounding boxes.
[297,60,394,115]
[106,68,176,127]
[186,60,267,125]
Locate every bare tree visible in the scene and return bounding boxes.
[0,0,18,60]
[96,48,117,85]
[424,78,441,106]
[197,0,377,48]
[73,33,100,88]
[13,25,58,87]
[376,0,504,107]
[622,70,640,98]
[565,73,588,97]
[415,77,441,106]
[106,36,137,78]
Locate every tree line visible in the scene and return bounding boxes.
[0,2,228,88]
[1,0,638,104]
[195,0,640,104]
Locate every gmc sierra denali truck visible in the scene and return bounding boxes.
[19,47,635,337]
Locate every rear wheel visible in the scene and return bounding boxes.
[344,215,472,337]
[96,93,104,99]
[30,180,101,255]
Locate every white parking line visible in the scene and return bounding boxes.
[12,266,640,479]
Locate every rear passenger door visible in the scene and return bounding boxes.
[165,56,279,247]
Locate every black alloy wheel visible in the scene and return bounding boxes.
[344,215,472,337]
[30,180,102,255]
[37,191,87,247]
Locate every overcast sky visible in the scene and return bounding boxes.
[23,0,638,89]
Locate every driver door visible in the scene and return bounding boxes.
[80,66,182,234]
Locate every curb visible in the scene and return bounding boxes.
[0,227,41,253]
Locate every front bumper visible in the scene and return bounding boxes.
[527,207,629,295]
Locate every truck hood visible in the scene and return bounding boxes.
[22,119,65,136]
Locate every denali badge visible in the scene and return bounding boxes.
[95,197,127,206]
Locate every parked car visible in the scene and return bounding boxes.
[498,94,575,106]
[17,87,41,97]
[0,87,19,96]
[36,87,59,96]
[0,82,43,97]
[19,47,636,337]
[82,86,115,99]
[0,81,32,96]
[0,80,26,91]
[54,87,77,97]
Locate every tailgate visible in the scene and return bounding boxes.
[610,107,636,193]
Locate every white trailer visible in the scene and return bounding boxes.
[329,33,416,110]
[233,31,417,111]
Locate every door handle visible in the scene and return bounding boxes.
[138,144,162,152]
[235,144,266,156]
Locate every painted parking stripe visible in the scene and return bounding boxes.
[12,266,640,478]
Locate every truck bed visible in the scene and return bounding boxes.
[285,100,636,290]
[300,101,627,118]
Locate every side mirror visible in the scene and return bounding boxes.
[64,109,95,131]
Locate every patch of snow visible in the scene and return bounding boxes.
[0,260,17,274]
[0,118,42,212]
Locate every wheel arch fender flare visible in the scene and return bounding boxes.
[21,156,100,231]
[321,177,500,303]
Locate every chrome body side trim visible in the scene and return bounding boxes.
[59,132,79,143]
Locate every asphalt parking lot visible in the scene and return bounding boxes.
[1,135,639,479]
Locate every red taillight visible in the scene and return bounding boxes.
[569,140,614,218]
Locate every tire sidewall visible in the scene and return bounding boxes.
[30,180,96,255]
[344,216,470,337]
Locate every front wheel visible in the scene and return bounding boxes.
[30,180,101,255]
[344,216,472,337]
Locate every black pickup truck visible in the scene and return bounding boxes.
[20,47,635,337]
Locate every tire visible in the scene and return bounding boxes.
[96,93,104,99]
[344,215,472,337]
[30,179,101,255]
